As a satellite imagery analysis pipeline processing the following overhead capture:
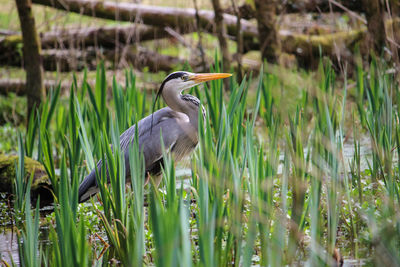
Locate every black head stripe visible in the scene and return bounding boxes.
[158,72,187,95]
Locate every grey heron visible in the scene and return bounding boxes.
[78,71,232,202]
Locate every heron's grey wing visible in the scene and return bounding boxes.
[122,107,189,177]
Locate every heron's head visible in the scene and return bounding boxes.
[150,71,232,133]
[159,71,232,94]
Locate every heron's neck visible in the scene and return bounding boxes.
[162,90,199,124]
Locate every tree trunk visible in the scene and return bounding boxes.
[254,0,280,63]
[15,0,45,119]
[363,0,386,54]
[211,0,231,90]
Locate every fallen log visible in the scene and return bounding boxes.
[31,0,258,39]
[241,28,367,67]
[42,49,98,71]
[40,24,171,49]
[281,28,366,68]
[281,28,366,56]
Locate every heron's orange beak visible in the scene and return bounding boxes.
[190,73,232,83]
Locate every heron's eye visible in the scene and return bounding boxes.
[181,75,188,81]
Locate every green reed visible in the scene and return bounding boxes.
[356,59,400,265]
[15,135,42,267]
[48,152,90,266]
[17,194,41,267]
[14,133,29,212]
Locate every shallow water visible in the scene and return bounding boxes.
[342,258,368,266]
[275,136,378,175]
[0,227,19,265]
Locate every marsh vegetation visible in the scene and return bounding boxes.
[0,57,399,266]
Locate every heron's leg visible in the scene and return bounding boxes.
[144,172,151,186]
